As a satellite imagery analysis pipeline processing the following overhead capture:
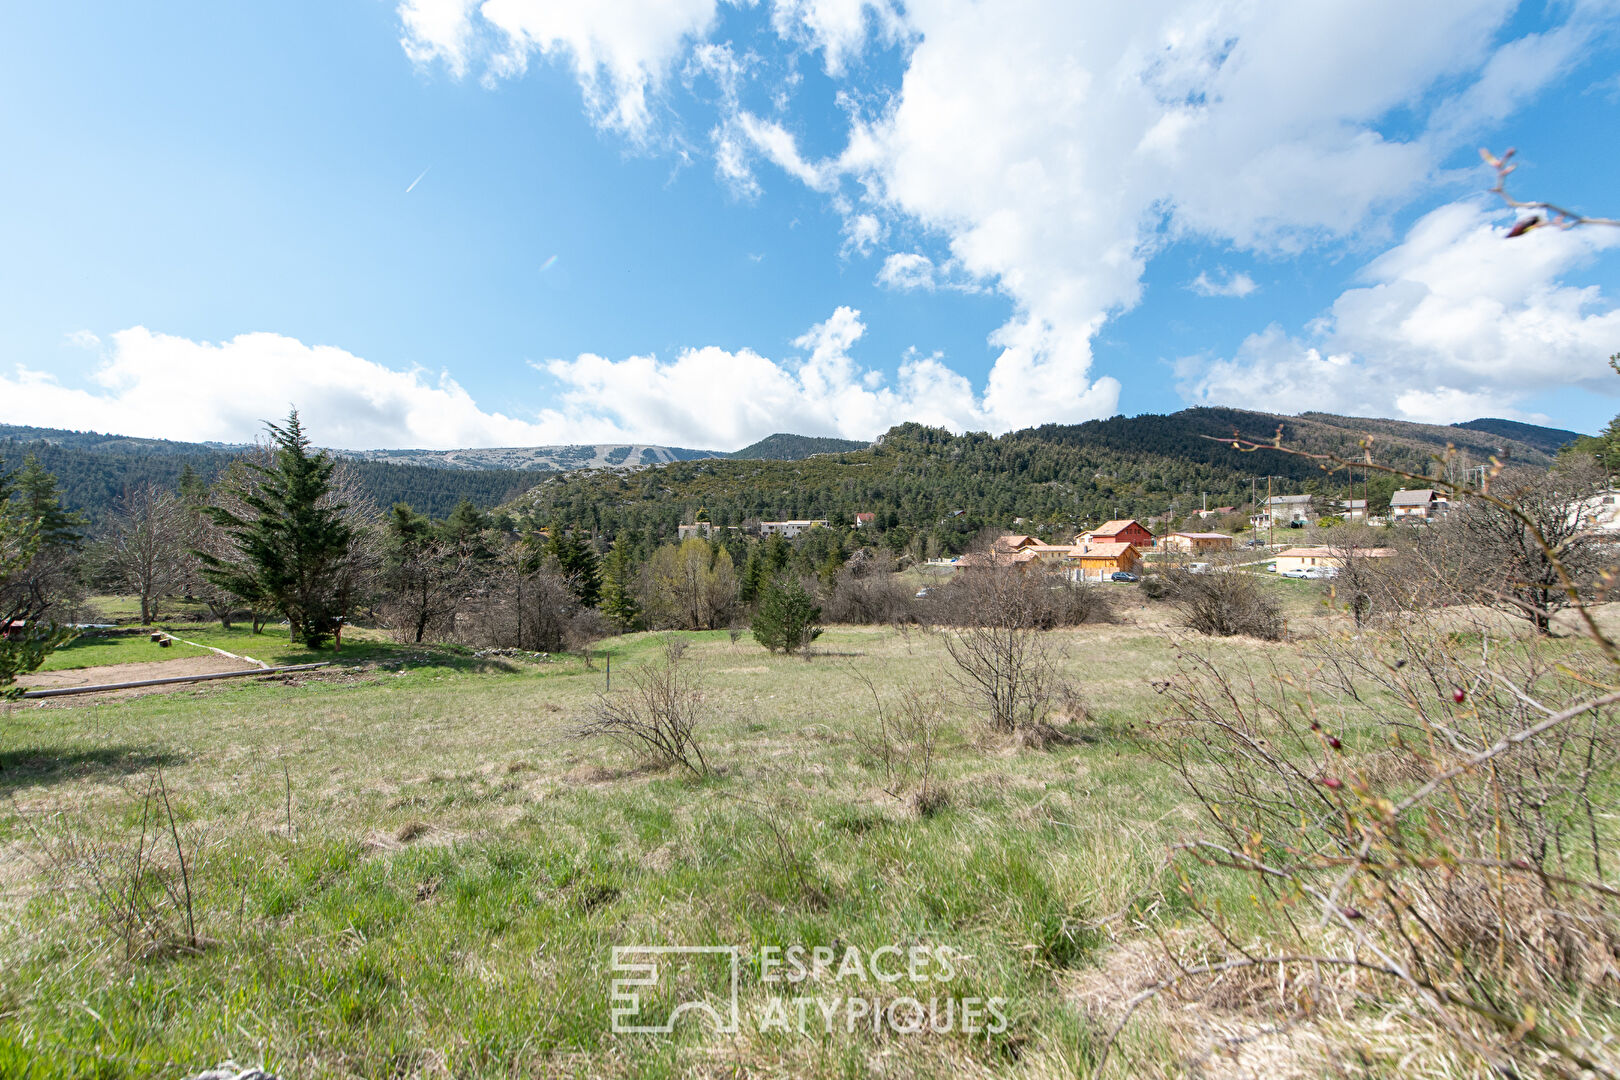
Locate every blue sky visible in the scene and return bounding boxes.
[2,0,1618,450]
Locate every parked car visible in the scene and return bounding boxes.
[914,588,930,598]
[1282,567,1309,578]
[1244,538,1268,548]
[1303,567,1338,579]
[1186,562,1210,574]
[1266,562,1278,572]
[1110,571,1139,582]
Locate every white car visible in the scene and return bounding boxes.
[1302,567,1338,580]
[1186,562,1210,574]
[1282,567,1309,578]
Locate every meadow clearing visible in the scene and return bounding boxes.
[0,576,1612,1079]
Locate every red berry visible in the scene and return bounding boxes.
[1319,777,1343,789]
[1328,736,1342,750]
[1452,688,1466,703]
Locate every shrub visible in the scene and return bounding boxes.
[577,638,708,777]
[751,578,823,655]
[1163,568,1283,640]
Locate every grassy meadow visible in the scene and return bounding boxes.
[0,584,1609,1078]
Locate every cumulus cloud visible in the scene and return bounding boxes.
[1188,269,1258,298]
[398,0,718,138]
[2,310,1061,450]
[1179,201,1620,423]
[392,0,1615,429]
[876,252,935,290]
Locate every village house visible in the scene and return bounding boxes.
[1273,546,1397,574]
[1195,506,1236,519]
[758,519,829,538]
[1078,519,1155,547]
[1338,498,1368,521]
[1065,541,1142,581]
[853,512,876,529]
[1162,531,1235,554]
[1252,494,1314,528]
[1389,489,1449,522]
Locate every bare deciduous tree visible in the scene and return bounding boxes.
[104,482,186,624]
[938,564,1066,735]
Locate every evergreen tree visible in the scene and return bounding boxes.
[740,548,767,606]
[13,455,85,551]
[198,411,354,648]
[548,531,602,607]
[599,542,642,631]
[751,577,822,655]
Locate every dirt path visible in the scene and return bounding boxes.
[18,655,254,702]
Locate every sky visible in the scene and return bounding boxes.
[2,0,1618,452]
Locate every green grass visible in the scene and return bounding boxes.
[35,633,211,671]
[2,599,1611,1077]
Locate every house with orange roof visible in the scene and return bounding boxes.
[1078,519,1155,547]
[1065,541,1142,581]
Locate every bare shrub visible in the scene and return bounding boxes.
[24,770,206,961]
[928,561,1107,629]
[1434,459,1606,634]
[578,638,709,777]
[821,550,918,625]
[1162,567,1284,640]
[936,565,1070,736]
[852,667,947,814]
[1111,432,1620,1077]
[1130,619,1620,1076]
[459,552,601,654]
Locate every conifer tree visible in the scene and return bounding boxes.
[198,411,354,648]
[599,542,642,631]
[750,577,822,655]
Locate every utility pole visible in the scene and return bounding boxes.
[1267,475,1274,549]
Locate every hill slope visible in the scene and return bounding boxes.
[730,433,870,460]
[0,426,543,524]
[1450,417,1583,455]
[342,443,719,471]
[3,407,1575,534]
[507,406,1569,542]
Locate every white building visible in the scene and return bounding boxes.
[1390,489,1450,522]
[759,519,829,538]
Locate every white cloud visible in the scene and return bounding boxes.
[396,1,1615,430]
[3,310,1051,451]
[876,252,935,290]
[769,0,907,76]
[65,329,102,349]
[1179,201,1620,423]
[1188,269,1258,298]
[3,328,566,450]
[398,0,719,139]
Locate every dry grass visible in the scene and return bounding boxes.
[0,601,1611,1076]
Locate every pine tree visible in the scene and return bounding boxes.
[750,577,822,655]
[548,531,602,607]
[600,542,642,631]
[740,548,766,606]
[198,410,354,648]
[13,455,85,551]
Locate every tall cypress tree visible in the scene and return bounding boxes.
[198,411,353,648]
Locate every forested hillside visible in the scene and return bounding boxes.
[3,406,1572,538]
[0,431,540,523]
[730,433,870,459]
[508,406,1567,550]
